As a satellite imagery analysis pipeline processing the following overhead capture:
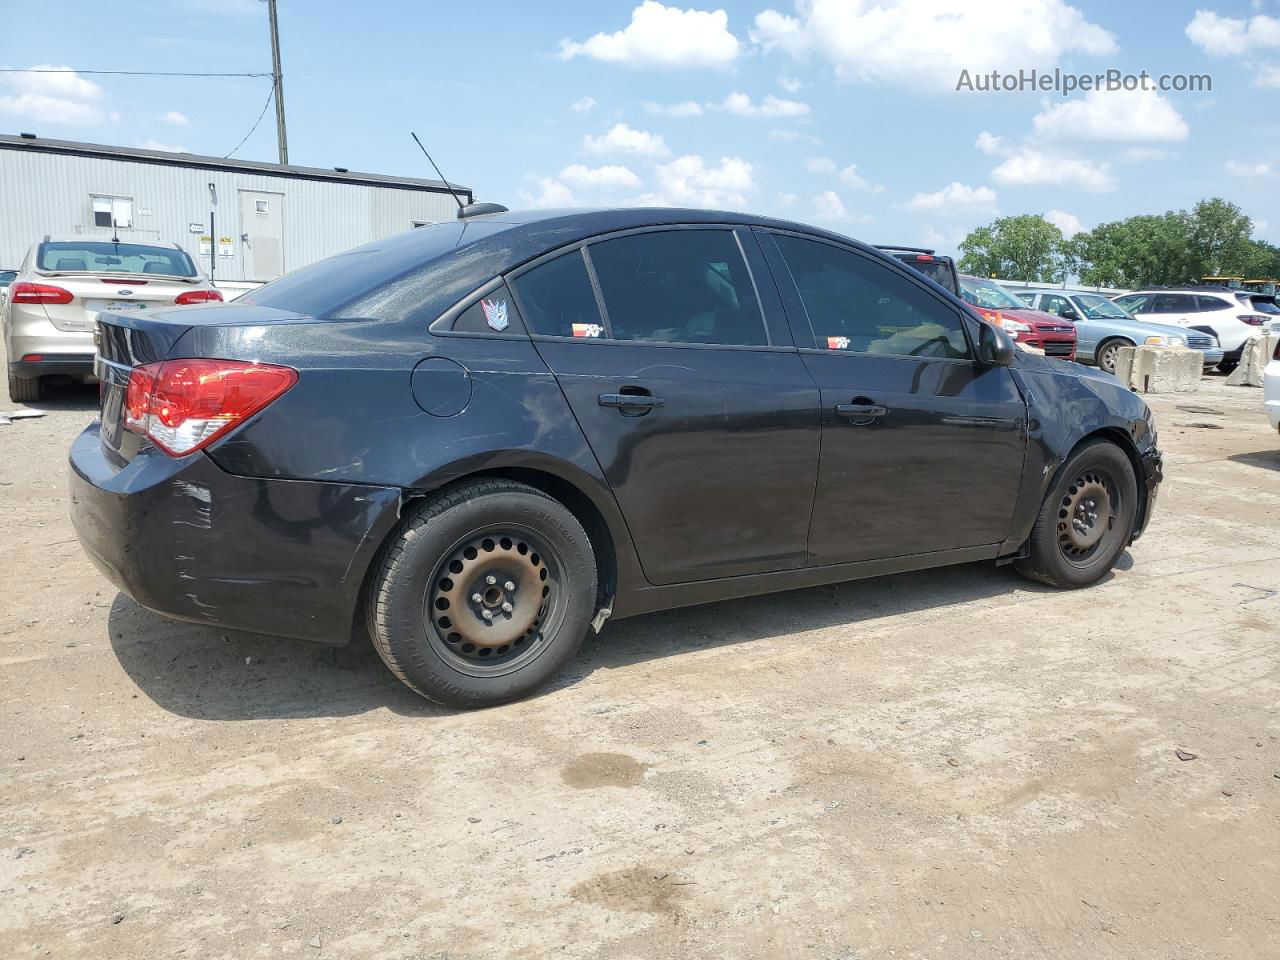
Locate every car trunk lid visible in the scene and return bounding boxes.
[37,272,208,333]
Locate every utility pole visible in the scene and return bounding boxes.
[266,0,288,165]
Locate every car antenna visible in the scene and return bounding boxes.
[409,132,508,220]
[111,217,120,244]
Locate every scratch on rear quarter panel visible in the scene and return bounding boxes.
[172,481,213,529]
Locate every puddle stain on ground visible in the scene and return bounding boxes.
[560,752,649,789]
[569,866,688,914]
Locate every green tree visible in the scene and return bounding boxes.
[1071,212,1192,287]
[1185,198,1255,277]
[957,215,1066,282]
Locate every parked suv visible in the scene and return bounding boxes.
[876,245,959,296]
[70,209,1161,707]
[958,275,1077,359]
[1018,289,1222,374]
[1110,288,1270,373]
[3,237,222,401]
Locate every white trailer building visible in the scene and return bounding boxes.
[0,133,471,287]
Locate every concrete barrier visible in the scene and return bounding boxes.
[1113,345,1202,394]
[1225,333,1280,388]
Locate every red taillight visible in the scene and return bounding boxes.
[123,359,297,456]
[174,289,224,305]
[11,281,73,305]
[1238,314,1267,326]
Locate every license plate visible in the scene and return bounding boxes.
[86,299,148,312]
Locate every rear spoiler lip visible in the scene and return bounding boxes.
[35,270,202,283]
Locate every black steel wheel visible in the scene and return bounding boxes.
[1015,439,1138,589]
[368,479,597,707]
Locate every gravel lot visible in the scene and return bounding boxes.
[2,369,1279,960]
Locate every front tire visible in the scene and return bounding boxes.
[1095,338,1130,376]
[1014,440,1138,589]
[367,479,597,708]
[1217,359,1238,374]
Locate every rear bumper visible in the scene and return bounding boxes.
[7,329,96,378]
[68,422,403,645]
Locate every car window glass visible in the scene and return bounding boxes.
[509,250,605,339]
[1042,295,1071,316]
[1151,294,1186,313]
[775,235,971,360]
[586,230,767,346]
[1114,294,1147,313]
[450,282,526,335]
[1015,292,1035,305]
[1196,295,1229,312]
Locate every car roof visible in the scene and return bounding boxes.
[37,235,184,249]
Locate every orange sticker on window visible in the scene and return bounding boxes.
[572,323,603,338]
[827,336,851,350]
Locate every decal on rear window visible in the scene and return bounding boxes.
[480,297,509,331]
[826,336,851,350]
[572,322,603,338]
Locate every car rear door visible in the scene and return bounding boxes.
[760,230,1026,565]
[508,226,820,586]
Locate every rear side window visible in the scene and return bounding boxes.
[587,229,768,346]
[509,249,604,339]
[1151,294,1192,313]
[1195,295,1232,312]
[449,282,526,335]
[775,235,971,359]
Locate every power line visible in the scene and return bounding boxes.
[0,68,272,78]
[224,81,279,159]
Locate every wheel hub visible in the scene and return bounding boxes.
[1057,473,1112,556]
[430,535,551,659]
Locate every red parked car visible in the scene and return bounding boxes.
[958,274,1077,360]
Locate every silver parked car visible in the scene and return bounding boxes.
[2,236,222,402]
[1016,289,1222,374]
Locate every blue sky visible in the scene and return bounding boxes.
[2,0,1279,255]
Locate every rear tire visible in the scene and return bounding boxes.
[1217,360,1238,374]
[1014,439,1138,589]
[1095,338,1130,376]
[7,369,41,404]
[366,479,597,708]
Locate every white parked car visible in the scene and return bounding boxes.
[1111,287,1272,374]
[1265,341,1280,434]
[2,236,221,401]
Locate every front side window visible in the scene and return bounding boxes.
[586,229,767,346]
[509,249,604,339]
[91,195,133,228]
[776,234,971,360]
[37,241,195,277]
[1151,294,1192,313]
[1040,295,1073,317]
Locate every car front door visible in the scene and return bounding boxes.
[1043,293,1098,357]
[508,227,821,586]
[761,231,1026,565]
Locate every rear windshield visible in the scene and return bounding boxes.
[890,254,956,293]
[1248,296,1279,314]
[38,241,196,277]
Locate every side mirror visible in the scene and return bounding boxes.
[1061,307,1080,321]
[977,321,1016,366]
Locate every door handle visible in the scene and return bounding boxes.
[835,402,887,420]
[599,393,664,410]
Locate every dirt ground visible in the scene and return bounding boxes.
[2,369,1278,960]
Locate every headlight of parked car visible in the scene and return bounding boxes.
[1000,318,1032,335]
[1144,335,1184,347]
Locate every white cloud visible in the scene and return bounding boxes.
[776,191,798,207]
[974,130,1007,156]
[638,154,755,208]
[751,0,1116,92]
[1185,9,1280,56]
[768,127,821,144]
[838,163,882,193]
[1119,146,1169,163]
[560,1,740,69]
[583,122,670,158]
[904,181,998,216]
[643,99,704,116]
[162,110,190,126]
[990,147,1115,191]
[1031,89,1188,142]
[137,139,187,153]
[778,74,803,93]
[1044,209,1085,237]
[571,96,597,113]
[0,64,107,125]
[812,190,847,220]
[560,163,643,188]
[805,156,836,174]
[519,177,576,208]
[715,91,810,117]
[1259,63,1280,86]
[1226,160,1274,176]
